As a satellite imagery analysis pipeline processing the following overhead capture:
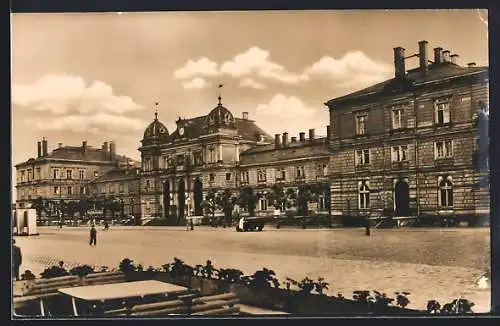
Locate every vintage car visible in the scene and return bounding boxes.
[235,216,270,232]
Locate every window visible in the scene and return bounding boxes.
[53,169,59,179]
[194,151,203,166]
[79,170,85,180]
[359,181,370,209]
[435,140,453,159]
[355,114,368,135]
[439,177,453,207]
[355,149,370,165]
[226,173,232,181]
[259,198,268,211]
[276,168,286,181]
[257,170,267,182]
[392,108,404,129]
[240,171,249,183]
[80,186,86,195]
[27,170,32,182]
[20,171,25,182]
[209,173,215,182]
[144,158,152,171]
[53,186,60,195]
[109,185,115,193]
[318,195,327,211]
[36,168,41,180]
[435,100,450,125]
[209,148,215,163]
[391,145,408,162]
[317,164,328,177]
[296,166,305,179]
[101,186,106,194]
[67,186,73,195]
[66,170,72,180]
[119,183,124,193]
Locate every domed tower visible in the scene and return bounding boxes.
[142,111,170,146]
[205,96,236,130]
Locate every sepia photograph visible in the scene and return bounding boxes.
[11,9,491,317]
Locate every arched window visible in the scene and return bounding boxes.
[439,177,453,207]
[359,181,370,209]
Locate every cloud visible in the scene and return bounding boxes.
[240,77,266,89]
[29,113,145,134]
[173,47,391,92]
[256,94,316,118]
[12,74,144,115]
[182,77,209,89]
[220,46,307,84]
[173,57,219,80]
[304,51,393,90]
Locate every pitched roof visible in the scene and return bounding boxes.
[89,167,141,184]
[326,63,488,106]
[239,138,329,165]
[15,146,133,167]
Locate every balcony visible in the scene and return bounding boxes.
[434,157,454,168]
[391,160,410,170]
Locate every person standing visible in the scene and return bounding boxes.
[365,216,371,236]
[12,239,22,281]
[89,225,97,246]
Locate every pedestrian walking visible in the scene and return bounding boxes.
[12,239,22,281]
[103,221,109,231]
[89,225,97,246]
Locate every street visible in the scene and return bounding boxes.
[14,226,491,312]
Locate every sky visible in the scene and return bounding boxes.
[11,9,488,199]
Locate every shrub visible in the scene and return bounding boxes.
[118,258,136,275]
[297,277,315,294]
[169,257,194,277]
[426,298,475,315]
[372,291,395,308]
[201,260,217,279]
[217,268,244,283]
[314,277,329,295]
[21,270,36,280]
[395,292,411,308]
[248,268,280,289]
[69,265,95,277]
[40,266,70,279]
[353,290,373,304]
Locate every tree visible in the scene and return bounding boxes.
[268,185,287,211]
[237,187,258,216]
[220,188,237,226]
[30,196,49,219]
[76,196,92,220]
[201,189,222,220]
[297,185,312,216]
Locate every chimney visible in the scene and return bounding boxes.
[393,47,406,79]
[274,134,281,149]
[309,129,315,142]
[282,132,289,147]
[109,141,117,161]
[42,137,48,156]
[450,54,459,65]
[326,125,331,140]
[299,132,306,142]
[291,137,297,143]
[418,40,429,74]
[442,50,451,63]
[242,112,249,120]
[433,47,443,65]
[468,62,477,67]
[102,142,109,159]
[82,141,87,155]
[58,142,63,148]
[37,141,42,158]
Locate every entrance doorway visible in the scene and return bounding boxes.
[394,180,410,216]
[193,178,203,216]
[163,181,170,219]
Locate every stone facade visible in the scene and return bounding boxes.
[14,139,134,217]
[326,41,489,223]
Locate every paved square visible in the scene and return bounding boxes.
[14,226,491,312]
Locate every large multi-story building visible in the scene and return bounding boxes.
[325,40,489,224]
[138,98,272,221]
[14,139,135,218]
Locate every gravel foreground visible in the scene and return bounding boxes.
[13,226,491,313]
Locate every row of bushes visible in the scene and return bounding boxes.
[21,257,478,315]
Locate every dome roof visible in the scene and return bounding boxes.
[206,96,235,127]
[143,112,169,140]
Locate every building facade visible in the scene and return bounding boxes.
[138,98,272,222]
[14,139,134,218]
[325,41,489,224]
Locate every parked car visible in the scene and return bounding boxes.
[236,217,268,232]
